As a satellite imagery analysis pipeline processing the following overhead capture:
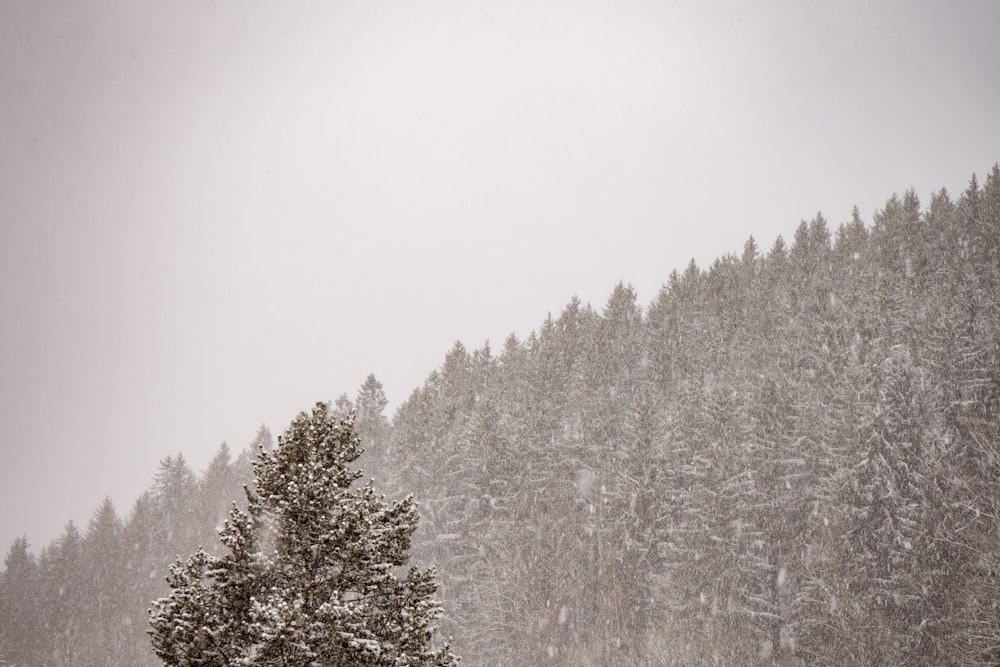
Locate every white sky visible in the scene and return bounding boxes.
[1,0,998,553]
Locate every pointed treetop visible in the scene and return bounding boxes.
[86,497,121,541]
[149,401,459,666]
[250,424,274,452]
[356,374,389,416]
[741,236,759,266]
[3,535,35,572]
[683,258,700,281]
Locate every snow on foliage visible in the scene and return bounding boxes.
[148,403,458,666]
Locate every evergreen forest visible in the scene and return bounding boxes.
[2,166,1000,666]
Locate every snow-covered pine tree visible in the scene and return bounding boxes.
[148,402,458,666]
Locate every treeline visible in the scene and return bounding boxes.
[0,432,268,666]
[377,166,1000,665]
[0,393,397,666]
[2,166,999,665]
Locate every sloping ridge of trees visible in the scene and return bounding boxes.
[2,165,999,665]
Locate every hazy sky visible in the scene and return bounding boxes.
[1,0,998,553]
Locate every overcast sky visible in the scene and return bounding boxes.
[1,0,998,553]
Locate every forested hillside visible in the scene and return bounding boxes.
[2,166,999,665]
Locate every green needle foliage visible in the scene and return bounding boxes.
[148,403,458,666]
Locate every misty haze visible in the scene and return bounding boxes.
[2,1,1000,665]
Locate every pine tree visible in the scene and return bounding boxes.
[39,521,85,667]
[198,443,237,551]
[148,402,458,666]
[355,374,392,482]
[152,453,200,566]
[0,536,41,665]
[79,497,128,667]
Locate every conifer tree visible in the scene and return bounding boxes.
[40,521,86,666]
[80,497,127,666]
[0,536,40,665]
[355,374,392,482]
[149,402,458,666]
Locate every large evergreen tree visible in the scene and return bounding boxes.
[148,403,458,666]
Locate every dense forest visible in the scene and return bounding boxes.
[2,166,999,665]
